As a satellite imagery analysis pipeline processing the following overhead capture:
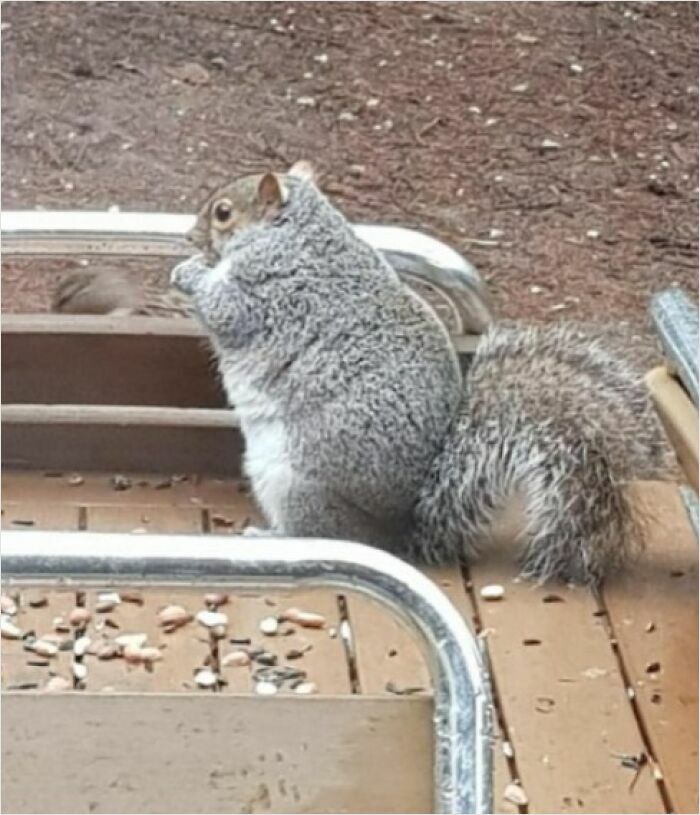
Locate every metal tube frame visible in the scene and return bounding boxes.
[2,531,493,814]
[0,210,490,334]
[650,289,699,406]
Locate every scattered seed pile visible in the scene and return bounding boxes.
[1,2,697,324]
[1,586,336,695]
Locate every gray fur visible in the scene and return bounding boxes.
[409,322,674,584]
[172,175,674,585]
[172,176,462,550]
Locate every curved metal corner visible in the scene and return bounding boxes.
[1,531,493,814]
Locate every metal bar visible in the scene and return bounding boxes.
[0,210,491,334]
[681,486,699,539]
[1,531,493,814]
[650,289,699,406]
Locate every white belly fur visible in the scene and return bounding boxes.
[223,371,294,529]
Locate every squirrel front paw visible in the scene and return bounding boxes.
[170,253,209,295]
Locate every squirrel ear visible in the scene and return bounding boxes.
[288,160,316,182]
[258,173,287,208]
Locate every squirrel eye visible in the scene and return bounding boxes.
[212,200,233,224]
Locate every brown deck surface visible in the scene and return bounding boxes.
[1,470,697,814]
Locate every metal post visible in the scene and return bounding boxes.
[650,289,699,406]
[2,531,493,814]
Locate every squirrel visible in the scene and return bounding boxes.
[174,161,463,550]
[171,161,673,585]
[51,268,192,317]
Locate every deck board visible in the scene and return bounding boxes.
[603,483,698,814]
[2,469,696,813]
[469,558,666,814]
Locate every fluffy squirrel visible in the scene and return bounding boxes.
[171,161,673,584]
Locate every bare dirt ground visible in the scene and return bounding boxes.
[2,1,697,326]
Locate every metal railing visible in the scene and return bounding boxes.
[0,210,493,334]
[650,288,699,406]
[2,531,493,814]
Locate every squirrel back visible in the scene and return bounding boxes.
[410,321,674,584]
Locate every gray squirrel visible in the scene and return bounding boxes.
[171,160,673,585]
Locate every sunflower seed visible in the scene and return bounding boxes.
[1,618,23,639]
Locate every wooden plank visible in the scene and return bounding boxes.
[1,694,434,814]
[86,505,204,535]
[76,507,211,692]
[217,590,352,695]
[347,564,517,813]
[603,482,698,814]
[2,417,242,476]
[646,367,699,491]
[470,551,666,813]
[1,503,80,531]
[2,471,251,509]
[2,314,225,408]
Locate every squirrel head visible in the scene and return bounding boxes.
[187,160,317,260]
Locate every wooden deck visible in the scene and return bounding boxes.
[2,469,697,814]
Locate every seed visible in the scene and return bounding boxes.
[254,651,278,667]
[1,595,18,615]
[255,681,278,696]
[203,592,229,608]
[196,610,228,629]
[221,650,251,668]
[280,608,326,628]
[293,681,318,695]
[328,627,337,638]
[120,590,144,605]
[1,617,23,639]
[96,592,121,613]
[139,646,163,664]
[52,616,70,633]
[502,741,514,758]
[110,474,132,491]
[116,633,148,650]
[211,625,227,640]
[259,616,279,636]
[194,668,218,688]
[25,591,48,608]
[158,605,192,630]
[504,783,529,806]
[69,607,92,627]
[73,636,91,657]
[72,661,88,681]
[96,642,120,660]
[44,676,72,693]
[285,649,306,660]
[32,639,59,658]
[480,585,505,601]
[123,645,146,664]
[67,474,84,486]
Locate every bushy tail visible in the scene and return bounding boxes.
[409,322,674,584]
